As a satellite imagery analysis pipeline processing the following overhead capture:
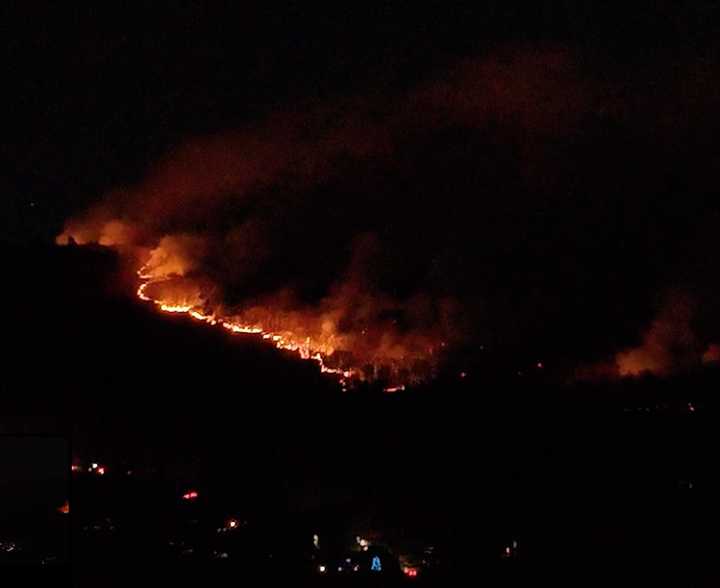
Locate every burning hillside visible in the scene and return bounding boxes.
[57,48,592,386]
[133,260,431,388]
[56,45,720,387]
[130,240,444,389]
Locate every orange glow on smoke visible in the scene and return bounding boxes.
[703,344,720,364]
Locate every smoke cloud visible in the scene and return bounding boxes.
[615,293,698,377]
[574,292,720,380]
[57,45,720,383]
[57,46,601,382]
[703,344,720,365]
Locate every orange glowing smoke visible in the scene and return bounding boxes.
[616,339,672,377]
[614,293,696,377]
[703,344,720,364]
[574,292,718,381]
[55,47,598,393]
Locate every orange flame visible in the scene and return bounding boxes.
[136,268,357,388]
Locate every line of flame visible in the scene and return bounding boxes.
[136,271,356,388]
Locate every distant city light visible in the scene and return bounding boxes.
[313,534,320,549]
[318,565,326,573]
[226,518,238,529]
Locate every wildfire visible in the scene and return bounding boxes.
[136,268,357,387]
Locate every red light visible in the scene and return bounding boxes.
[182,490,199,500]
[97,467,106,475]
[404,567,418,577]
[536,361,544,369]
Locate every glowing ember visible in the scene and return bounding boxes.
[58,500,70,514]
